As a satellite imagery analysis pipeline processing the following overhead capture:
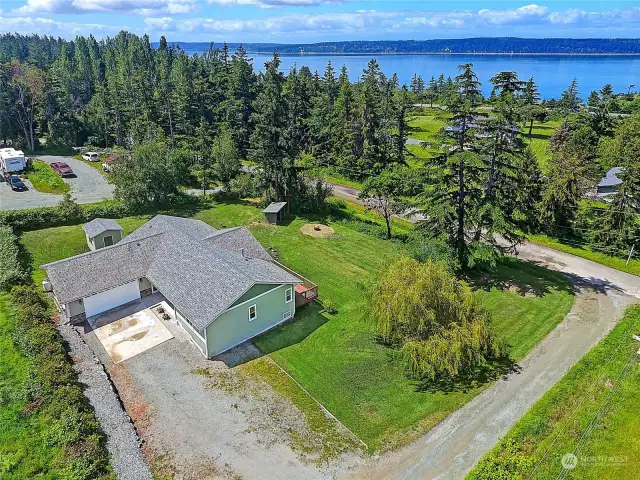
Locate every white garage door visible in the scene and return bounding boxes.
[83,280,141,318]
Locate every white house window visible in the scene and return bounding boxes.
[285,287,293,303]
[248,304,257,322]
[283,310,292,321]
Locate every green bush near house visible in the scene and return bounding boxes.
[468,306,640,480]
[25,160,71,195]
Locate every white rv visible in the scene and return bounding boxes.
[0,148,27,173]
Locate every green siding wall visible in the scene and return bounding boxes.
[231,283,278,307]
[206,283,295,356]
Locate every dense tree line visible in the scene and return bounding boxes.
[1,31,638,267]
[213,38,640,55]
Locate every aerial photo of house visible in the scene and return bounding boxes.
[42,215,315,359]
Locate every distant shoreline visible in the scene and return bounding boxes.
[243,51,640,56]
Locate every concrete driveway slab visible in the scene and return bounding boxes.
[93,307,174,364]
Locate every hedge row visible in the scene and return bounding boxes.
[0,197,130,232]
[0,193,207,232]
[0,224,29,290]
[8,286,114,480]
[0,222,113,479]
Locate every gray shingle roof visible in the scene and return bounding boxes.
[204,227,273,262]
[263,202,287,213]
[83,218,123,238]
[42,233,162,305]
[598,167,623,188]
[42,215,301,330]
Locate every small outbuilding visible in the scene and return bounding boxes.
[263,202,287,225]
[83,218,124,250]
[597,167,623,197]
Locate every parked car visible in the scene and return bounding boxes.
[8,175,27,191]
[50,162,74,177]
[82,152,100,162]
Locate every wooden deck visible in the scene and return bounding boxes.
[274,261,318,307]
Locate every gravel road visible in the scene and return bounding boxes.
[351,242,640,480]
[58,321,153,480]
[0,155,113,210]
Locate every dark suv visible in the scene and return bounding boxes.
[8,175,27,191]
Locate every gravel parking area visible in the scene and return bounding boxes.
[0,155,113,210]
[58,321,153,480]
[81,313,362,480]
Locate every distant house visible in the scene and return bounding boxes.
[83,218,123,250]
[596,167,623,198]
[42,215,318,358]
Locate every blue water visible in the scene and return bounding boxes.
[240,53,639,99]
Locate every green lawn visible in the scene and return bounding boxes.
[407,109,449,142]
[0,295,65,478]
[20,201,574,451]
[25,160,70,194]
[529,234,640,278]
[524,119,561,172]
[469,306,640,480]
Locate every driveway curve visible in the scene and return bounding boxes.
[349,242,639,480]
[0,155,114,210]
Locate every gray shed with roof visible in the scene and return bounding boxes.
[263,202,287,224]
[83,218,124,250]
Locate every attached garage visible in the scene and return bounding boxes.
[83,280,141,318]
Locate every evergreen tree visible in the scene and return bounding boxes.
[249,53,294,203]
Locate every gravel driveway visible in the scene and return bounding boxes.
[82,311,362,480]
[0,155,113,210]
[353,242,640,480]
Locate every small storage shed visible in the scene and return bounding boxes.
[263,202,287,225]
[83,218,124,250]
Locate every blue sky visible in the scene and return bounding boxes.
[1,1,640,42]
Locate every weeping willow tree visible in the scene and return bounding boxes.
[373,257,506,381]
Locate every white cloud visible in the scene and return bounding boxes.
[207,0,347,8]
[15,0,197,15]
[0,15,127,36]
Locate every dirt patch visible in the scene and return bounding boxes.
[300,223,335,238]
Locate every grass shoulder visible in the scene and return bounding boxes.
[468,306,640,480]
[25,160,70,194]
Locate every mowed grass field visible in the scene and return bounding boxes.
[26,160,70,195]
[468,306,640,480]
[21,201,573,451]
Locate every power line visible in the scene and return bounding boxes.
[526,314,640,480]
[556,346,638,480]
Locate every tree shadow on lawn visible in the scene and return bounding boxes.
[466,257,574,298]
[413,356,521,394]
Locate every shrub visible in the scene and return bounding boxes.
[7,286,112,479]
[0,224,29,291]
[372,258,507,382]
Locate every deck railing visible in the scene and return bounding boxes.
[273,260,318,307]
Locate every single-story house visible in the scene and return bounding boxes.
[596,167,623,197]
[42,215,318,358]
[83,218,123,250]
